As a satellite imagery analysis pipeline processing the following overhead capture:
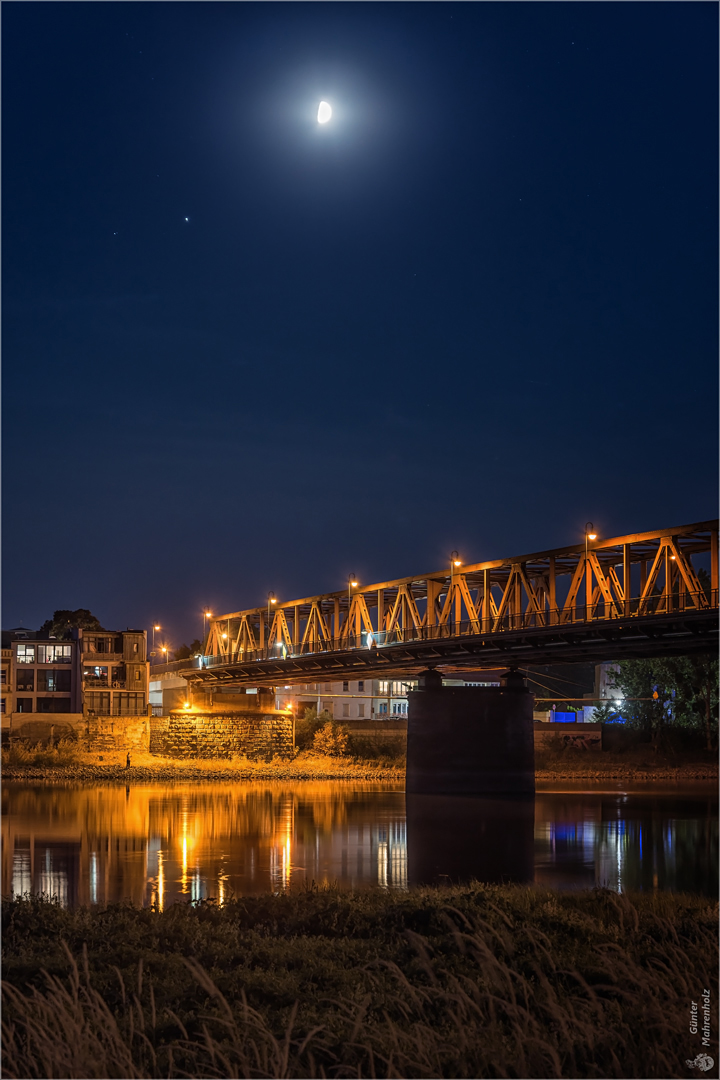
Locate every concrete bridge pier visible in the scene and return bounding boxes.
[406,668,535,796]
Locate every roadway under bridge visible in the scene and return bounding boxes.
[178,520,718,691]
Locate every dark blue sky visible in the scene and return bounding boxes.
[3,2,717,649]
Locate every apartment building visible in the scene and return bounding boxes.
[77,628,149,716]
[1,627,149,720]
[274,678,418,720]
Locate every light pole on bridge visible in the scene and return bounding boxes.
[267,592,276,651]
[585,523,597,621]
[450,551,461,633]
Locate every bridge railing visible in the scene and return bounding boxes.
[199,589,717,669]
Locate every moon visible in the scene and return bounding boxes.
[317,101,332,124]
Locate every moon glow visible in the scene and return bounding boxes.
[317,101,332,124]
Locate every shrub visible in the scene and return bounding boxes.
[311,722,349,757]
[294,708,332,751]
[2,738,79,769]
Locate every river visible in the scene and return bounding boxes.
[2,781,716,906]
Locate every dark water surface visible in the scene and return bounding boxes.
[2,781,717,906]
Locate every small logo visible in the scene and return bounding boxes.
[686,1053,714,1072]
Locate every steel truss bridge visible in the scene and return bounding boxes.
[181,520,718,690]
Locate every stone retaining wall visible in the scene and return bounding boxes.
[6,712,150,752]
[534,722,602,751]
[151,710,293,759]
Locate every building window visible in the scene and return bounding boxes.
[133,643,139,653]
[37,670,71,693]
[342,703,350,718]
[378,702,388,714]
[38,644,72,664]
[36,697,72,714]
[16,698,34,713]
[322,701,333,713]
[135,670,142,681]
[324,683,332,692]
[16,645,35,664]
[85,637,114,655]
[0,698,5,713]
[357,703,365,718]
[358,680,364,692]
[16,669,34,692]
[1,670,7,687]
[113,692,145,715]
[342,681,349,692]
[84,666,108,687]
[85,692,111,715]
[378,680,389,694]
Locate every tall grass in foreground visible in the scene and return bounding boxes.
[3,886,717,1078]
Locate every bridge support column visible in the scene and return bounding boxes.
[406,669,535,795]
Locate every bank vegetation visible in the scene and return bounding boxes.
[2,885,716,1079]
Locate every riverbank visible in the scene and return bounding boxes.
[2,746,716,784]
[1,749,405,784]
[2,885,716,1079]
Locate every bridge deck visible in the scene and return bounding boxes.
[174,520,718,688]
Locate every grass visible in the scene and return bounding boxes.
[2,885,717,1078]
[1,738,80,768]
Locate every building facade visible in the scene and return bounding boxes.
[1,627,149,731]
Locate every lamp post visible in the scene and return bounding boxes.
[152,624,161,652]
[348,574,358,643]
[267,592,276,652]
[585,523,597,622]
[202,611,212,653]
[450,551,461,633]
[160,646,168,664]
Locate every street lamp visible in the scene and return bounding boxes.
[160,646,168,663]
[152,624,161,652]
[585,524,597,622]
[202,611,212,653]
[450,552,461,632]
[267,592,276,647]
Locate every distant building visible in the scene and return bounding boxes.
[1,626,149,729]
[77,628,149,716]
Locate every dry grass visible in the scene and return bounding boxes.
[1,738,80,768]
[3,885,717,1078]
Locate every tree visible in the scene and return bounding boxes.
[653,655,718,751]
[592,699,621,725]
[295,707,333,750]
[173,639,204,661]
[38,609,104,639]
[609,655,718,750]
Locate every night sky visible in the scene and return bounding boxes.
[3,3,717,650]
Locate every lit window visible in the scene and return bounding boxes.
[378,680,389,694]
[16,644,35,664]
[38,644,72,664]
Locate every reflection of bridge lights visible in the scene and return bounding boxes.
[158,851,165,911]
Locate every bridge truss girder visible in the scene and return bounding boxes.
[195,519,717,687]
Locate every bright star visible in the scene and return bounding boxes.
[184,217,189,222]
[317,101,332,124]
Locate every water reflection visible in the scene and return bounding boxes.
[407,794,535,885]
[1,782,716,906]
